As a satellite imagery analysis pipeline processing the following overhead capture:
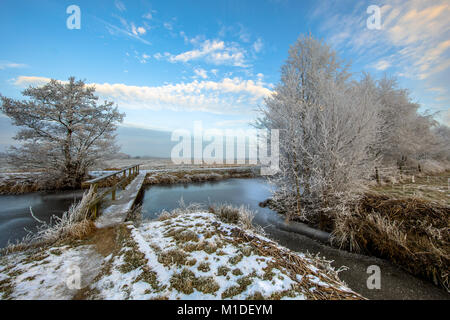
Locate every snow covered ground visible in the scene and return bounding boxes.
[0,211,362,300]
[0,244,103,299]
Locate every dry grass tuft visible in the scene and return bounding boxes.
[158,201,204,221]
[158,249,188,267]
[197,262,211,272]
[210,204,255,230]
[217,265,230,276]
[170,268,219,295]
[332,193,450,291]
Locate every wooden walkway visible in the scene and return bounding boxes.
[95,173,146,228]
[82,164,145,228]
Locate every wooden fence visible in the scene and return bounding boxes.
[82,164,141,218]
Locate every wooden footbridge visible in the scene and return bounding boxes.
[82,164,145,228]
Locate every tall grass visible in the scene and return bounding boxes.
[332,193,450,291]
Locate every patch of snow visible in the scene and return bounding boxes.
[1,245,103,300]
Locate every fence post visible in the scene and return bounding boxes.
[112,187,116,200]
[375,167,380,185]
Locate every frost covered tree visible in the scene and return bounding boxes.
[374,76,442,165]
[258,35,380,225]
[431,125,450,162]
[0,77,124,188]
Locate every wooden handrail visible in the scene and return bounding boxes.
[82,164,142,218]
[84,164,142,185]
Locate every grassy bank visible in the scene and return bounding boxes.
[0,204,362,300]
[0,173,45,194]
[264,171,450,292]
[333,193,449,291]
[144,168,256,185]
[0,167,257,195]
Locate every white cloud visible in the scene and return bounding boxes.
[131,23,138,35]
[99,17,150,45]
[138,53,151,63]
[143,12,153,20]
[114,0,126,12]
[137,26,147,35]
[193,68,208,79]
[315,0,450,80]
[159,39,247,67]
[131,23,147,36]
[427,87,447,94]
[179,31,189,43]
[382,1,450,79]
[13,76,273,115]
[238,24,251,43]
[372,60,391,71]
[253,38,263,53]
[15,76,50,87]
[312,0,450,117]
[163,22,173,30]
[0,62,27,70]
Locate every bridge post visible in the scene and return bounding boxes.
[112,187,116,200]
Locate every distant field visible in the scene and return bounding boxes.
[0,157,256,173]
[370,171,450,205]
[97,158,173,170]
[96,158,256,171]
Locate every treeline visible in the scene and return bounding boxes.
[258,34,450,224]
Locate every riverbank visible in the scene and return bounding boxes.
[0,165,258,195]
[333,192,449,292]
[143,167,257,186]
[0,205,362,300]
[1,166,448,299]
[261,171,450,293]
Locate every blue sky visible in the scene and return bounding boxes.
[0,0,449,156]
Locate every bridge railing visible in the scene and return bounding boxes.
[82,164,142,218]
